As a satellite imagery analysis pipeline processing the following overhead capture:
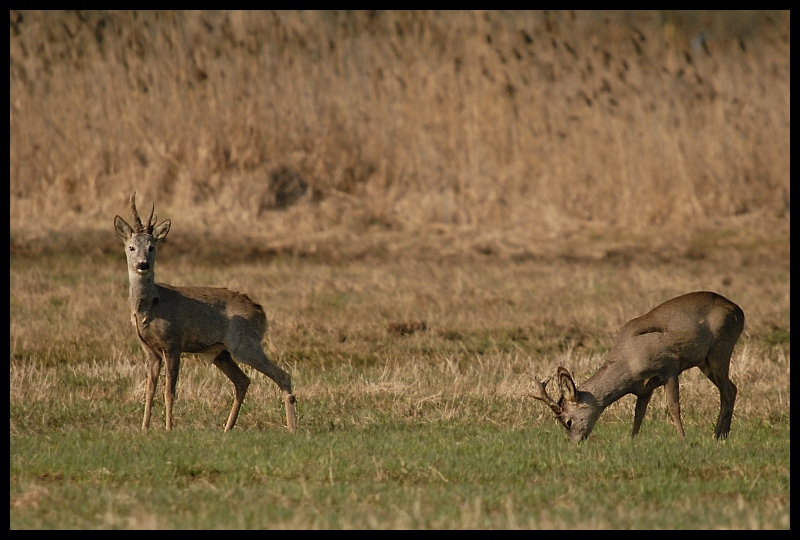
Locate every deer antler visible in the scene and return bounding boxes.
[130,191,144,232]
[129,191,157,234]
[145,202,155,234]
[528,369,563,415]
[529,377,555,404]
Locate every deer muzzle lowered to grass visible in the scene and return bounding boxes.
[529,291,744,443]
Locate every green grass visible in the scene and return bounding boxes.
[10,420,790,529]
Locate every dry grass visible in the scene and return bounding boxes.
[9,11,790,261]
[10,251,789,435]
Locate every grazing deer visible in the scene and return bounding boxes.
[529,291,744,443]
[114,192,297,433]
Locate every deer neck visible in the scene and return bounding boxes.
[128,270,159,316]
[579,357,638,410]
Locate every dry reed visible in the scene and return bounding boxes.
[9,11,790,261]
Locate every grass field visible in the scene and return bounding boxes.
[9,10,789,529]
[10,247,790,529]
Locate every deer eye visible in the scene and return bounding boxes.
[128,246,135,251]
[148,246,154,252]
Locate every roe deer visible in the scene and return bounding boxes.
[529,291,744,443]
[114,192,297,432]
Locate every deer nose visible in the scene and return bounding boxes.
[136,262,150,274]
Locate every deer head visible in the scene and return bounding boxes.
[114,191,171,277]
[530,367,600,443]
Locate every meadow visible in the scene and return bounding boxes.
[9,250,790,528]
[10,11,790,529]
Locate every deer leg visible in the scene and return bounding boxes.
[632,377,663,437]
[665,374,685,440]
[164,352,181,431]
[712,376,737,440]
[701,337,739,440]
[699,363,737,440]
[234,344,296,433]
[212,351,251,432]
[284,392,297,434]
[141,346,162,431]
[631,390,654,438]
[714,378,737,440]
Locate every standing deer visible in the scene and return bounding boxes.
[114,192,297,433]
[529,291,744,443]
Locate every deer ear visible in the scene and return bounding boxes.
[114,216,133,239]
[152,219,171,241]
[557,367,579,403]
